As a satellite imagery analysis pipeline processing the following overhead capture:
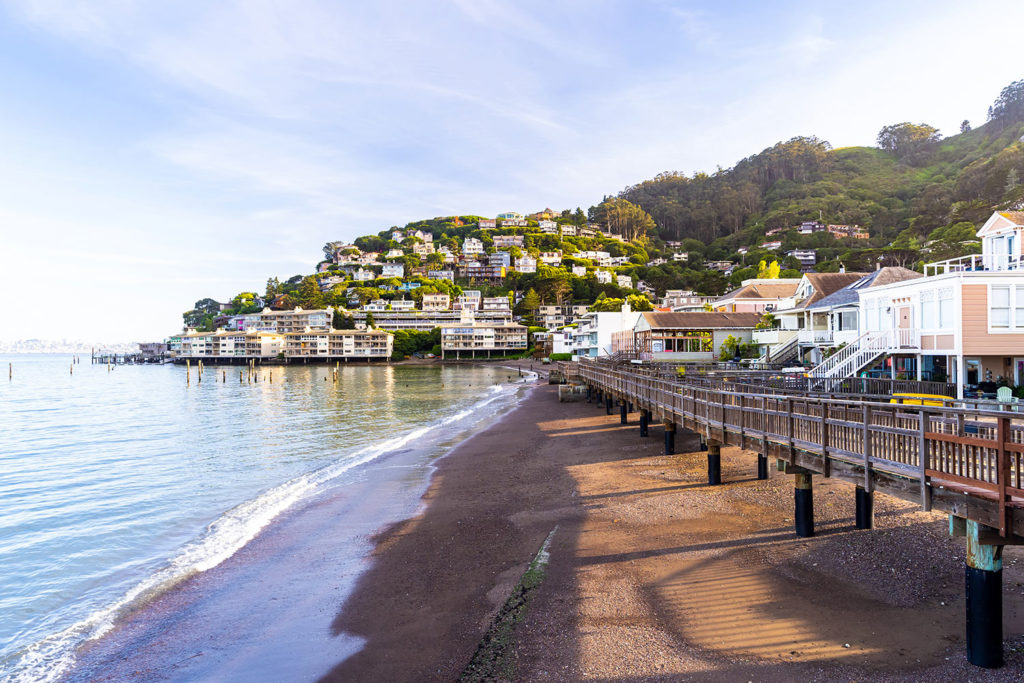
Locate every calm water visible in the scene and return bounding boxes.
[0,354,526,681]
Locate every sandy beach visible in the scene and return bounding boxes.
[330,375,1024,682]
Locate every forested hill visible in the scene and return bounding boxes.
[616,79,1024,250]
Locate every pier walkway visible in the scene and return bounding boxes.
[567,357,1024,669]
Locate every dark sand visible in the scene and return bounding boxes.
[331,379,1024,681]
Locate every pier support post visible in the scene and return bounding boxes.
[965,519,1004,669]
[855,486,874,530]
[793,470,814,538]
[595,390,603,408]
[707,440,722,485]
[664,422,676,455]
[628,402,634,413]
[757,453,769,480]
[639,410,649,437]
[620,401,628,425]
[606,396,613,415]
[586,386,592,402]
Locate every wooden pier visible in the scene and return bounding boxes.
[568,357,1024,669]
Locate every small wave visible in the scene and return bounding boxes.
[0,381,520,682]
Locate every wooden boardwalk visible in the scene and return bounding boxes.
[567,358,1023,668]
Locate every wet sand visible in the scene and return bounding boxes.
[332,380,1024,681]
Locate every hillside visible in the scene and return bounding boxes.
[181,79,1024,330]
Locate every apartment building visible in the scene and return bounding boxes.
[241,307,332,333]
[382,263,405,278]
[493,234,524,248]
[175,329,392,360]
[515,256,537,273]
[463,237,484,256]
[422,293,451,311]
[440,322,529,357]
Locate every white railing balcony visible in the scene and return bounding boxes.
[751,328,797,346]
[924,253,1022,276]
[890,327,920,350]
[797,329,832,345]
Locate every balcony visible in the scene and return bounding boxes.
[924,253,1020,276]
[751,328,796,346]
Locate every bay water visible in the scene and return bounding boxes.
[0,354,528,680]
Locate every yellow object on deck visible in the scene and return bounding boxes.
[890,392,949,407]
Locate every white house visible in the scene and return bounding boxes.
[538,251,562,265]
[538,219,558,233]
[353,268,374,282]
[572,265,587,277]
[596,269,613,284]
[463,237,484,256]
[516,256,537,273]
[616,274,633,289]
[382,263,405,278]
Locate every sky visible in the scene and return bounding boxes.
[1,0,1023,343]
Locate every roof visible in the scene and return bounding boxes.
[640,312,763,330]
[716,281,800,302]
[807,267,922,310]
[998,211,1024,224]
[794,272,866,309]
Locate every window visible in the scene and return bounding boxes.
[921,291,936,329]
[991,286,1011,329]
[938,288,954,329]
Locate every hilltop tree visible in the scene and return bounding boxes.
[960,119,972,133]
[264,277,280,300]
[876,122,942,165]
[590,197,657,241]
[988,79,1024,127]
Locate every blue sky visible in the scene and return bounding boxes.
[2,0,1023,342]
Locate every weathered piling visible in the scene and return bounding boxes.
[793,470,814,538]
[663,421,675,455]
[639,409,649,437]
[707,440,722,485]
[619,400,628,425]
[855,486,873,530]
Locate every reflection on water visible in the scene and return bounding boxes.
[0,355,516,680]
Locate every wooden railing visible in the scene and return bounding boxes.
[572,360,1024,537]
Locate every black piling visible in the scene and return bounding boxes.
[965,520,1004,669]
[756,453,769,480]
[664,422,675,455]
[794,471,814,538]
[855,486,873,530]
[620,401,628,425]
[707,440,722,485]
[639,410,649,437]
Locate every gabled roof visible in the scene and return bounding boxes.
[979,211,1024,236]
[640,311,763,330]
[792,272,866,310]
[715,281,800,302]
[807,267,922,310]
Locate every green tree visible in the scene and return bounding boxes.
[876,122,941,164]
[625,294,653,311]
[988,79,1024,127]
[295,275,325,308]
[365,311,375,329]
[264,277,280,300]
[591,297,625,312]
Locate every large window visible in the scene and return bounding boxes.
[991,285,1012,329]
[921,291,936,329]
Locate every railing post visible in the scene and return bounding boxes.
[919,409,931,511]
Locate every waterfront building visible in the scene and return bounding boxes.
[630,311,762,362]
[440,321,528,357]
[241,307,333,333]
[573,306,643,358]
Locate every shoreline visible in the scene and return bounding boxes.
[48,367,530,682]
[328,379,1024,681]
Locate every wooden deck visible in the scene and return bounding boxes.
[568,360,1024,539]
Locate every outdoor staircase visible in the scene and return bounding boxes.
[758,332,799,366]
[809,329,892,390]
